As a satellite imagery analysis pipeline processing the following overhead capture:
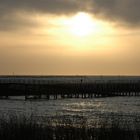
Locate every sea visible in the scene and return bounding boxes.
[0,96,139,128]
[0,76,140,129]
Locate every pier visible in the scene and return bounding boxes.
[0,76,140,100]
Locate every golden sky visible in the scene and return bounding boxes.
[0,0,140,75]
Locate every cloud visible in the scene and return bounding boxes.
[88,0,140,25]
[0,0,83,31]
[0,0,81,15]
[0,0,140,31]
[0,14,38,31]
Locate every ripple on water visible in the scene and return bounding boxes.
[0,97,140,128]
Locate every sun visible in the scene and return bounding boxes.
[68,12,95,37]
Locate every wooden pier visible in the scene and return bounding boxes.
[0,82,140,100]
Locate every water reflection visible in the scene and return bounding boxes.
[0,97,140,128]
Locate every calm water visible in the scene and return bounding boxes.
[0,96,140,128]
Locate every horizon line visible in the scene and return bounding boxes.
[0,74,140,77]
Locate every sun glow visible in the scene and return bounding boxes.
[67,12,95,36]
[37,12,117,51]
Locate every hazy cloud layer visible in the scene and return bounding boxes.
[0,0,81,15]
[0,0,140,30]
[0,14,38,31]
[89,0,140,25]
[0,0,82,30]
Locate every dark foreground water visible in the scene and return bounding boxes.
[0,97,139,129]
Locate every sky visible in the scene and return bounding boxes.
[0,0,140,75]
